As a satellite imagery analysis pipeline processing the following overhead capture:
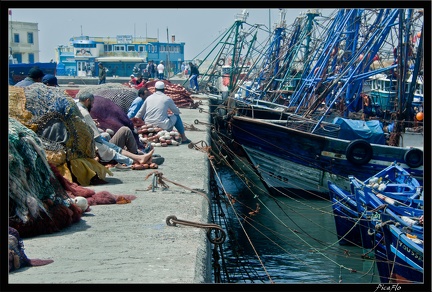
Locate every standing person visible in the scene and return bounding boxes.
[127,87,151,118]
[180,62,185,77]
[147,60,156,79]
[112,66,118,78]
[42,74,59,87]
[76,92,154,167]
[133,66,140,76]
[184,63,189,77]
[188,62,200,93]
[98,63,106,85]
[141,69,150,81]
[134,81,191,144]
[14,67,44,87]
[157,61,165,80]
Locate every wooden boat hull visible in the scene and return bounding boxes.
[231,116,423,198]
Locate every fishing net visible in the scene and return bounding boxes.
[9,117,86,238]
[145,80,196,108]
[8,116,80,222]
[90,95,144,149]
[76,81,196,111]
[8,84,111,186]
[76,83,138,114]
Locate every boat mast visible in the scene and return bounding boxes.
[404,20,423,119]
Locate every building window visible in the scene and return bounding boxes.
[28,53,35,63]
[14,33,20,43]
[13,53,22,63]
[27,32,34,44]
[127,45,135,51]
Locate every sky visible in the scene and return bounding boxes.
[7,7,334,62]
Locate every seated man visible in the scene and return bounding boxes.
[127,87,151,119]
[42,74,59,87]
[128,74,137,86]
[14,67,45,87]
[134,81,191,144]
[77,92,154,166]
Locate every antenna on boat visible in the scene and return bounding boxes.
[80,25,83,36]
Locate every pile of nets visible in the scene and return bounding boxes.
[72,81,197,112]
[9,84,112,186]
[9,117,83,238]
[143,79,196,108]
[90,95,144,149]
[75,83,138,114]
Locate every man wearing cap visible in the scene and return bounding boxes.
[42,74,59,87]
[134,81,191,144]
[157,61,165,80]
[128,74,137,86]
[14,67,44,87]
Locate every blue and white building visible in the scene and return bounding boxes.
[55,34,185,77]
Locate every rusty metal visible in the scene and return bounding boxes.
[183,122,205,131]
[188,140,209,150]
[166,215,226,245]
[193,119,213,127]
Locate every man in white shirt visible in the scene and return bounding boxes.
[157,61,165,80]
[134,81,191,144]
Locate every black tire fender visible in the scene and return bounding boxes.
[404,148,423,168]
[346,139,373,165]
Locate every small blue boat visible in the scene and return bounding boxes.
[328,162,423,244]
[328,161,423,283]
[374,213,424,283]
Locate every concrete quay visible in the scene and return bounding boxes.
[8,96,217,285]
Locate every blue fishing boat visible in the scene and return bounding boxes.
[374,213,424,283]
[328,161,424,283]
[375,213,424,284]
[351,161,423,208]
[327,180,364,246]
[215,8,424,199]
[328,161,423,246]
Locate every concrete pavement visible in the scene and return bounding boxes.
[8,95,216,285]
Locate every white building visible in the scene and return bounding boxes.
[8,21,40,63]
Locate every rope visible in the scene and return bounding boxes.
[135,170,211,204]
[208,157,275,284]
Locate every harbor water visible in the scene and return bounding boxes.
[211,163,382,284]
